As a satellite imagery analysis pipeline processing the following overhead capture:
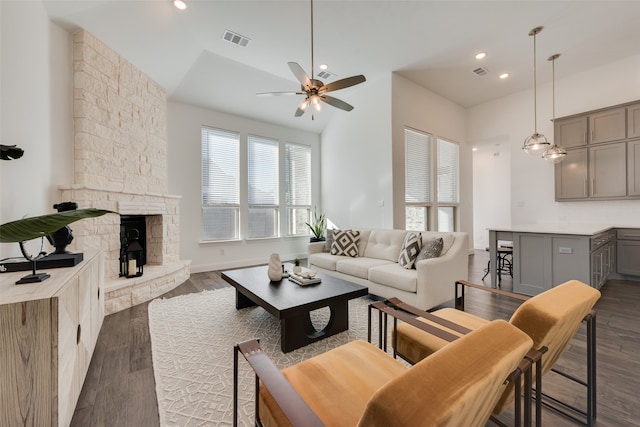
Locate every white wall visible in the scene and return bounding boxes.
[391,74,472,245]
[468,54,640,247]
[0,1,73,258]
[167,101,321,272]
[320,74,394,229]
[472,143,511,249]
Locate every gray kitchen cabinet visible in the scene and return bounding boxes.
[512,232,591,296]
[628,140,640,196]
[554,115,588,148]
[617,228,640,276]
[589,107,626,144]
[589,142,627,198]
[628,103,640,138]
[555,100,639,201]
[590,230,615,289]
[555,148,588,200]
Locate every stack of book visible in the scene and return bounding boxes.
[289,272,321,286]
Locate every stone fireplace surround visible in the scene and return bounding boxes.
[64,30,190,314]
[59,185,190,314]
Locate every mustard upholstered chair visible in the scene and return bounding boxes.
[391,279,601,427]
[234,320,533,427]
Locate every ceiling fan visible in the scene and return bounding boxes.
[257,0,366,118]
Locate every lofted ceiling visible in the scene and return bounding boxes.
[44,0,640,134]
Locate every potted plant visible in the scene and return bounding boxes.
[0,208,114,283]
[305,206,326,242]
[293,258,302,274]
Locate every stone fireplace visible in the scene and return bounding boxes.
[60,30,189,314]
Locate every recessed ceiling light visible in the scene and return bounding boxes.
[475,52,487,60]
[319,64,328,70]
[173,0,187,10]
[499,73,510,79]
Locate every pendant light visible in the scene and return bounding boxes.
[542,53,567,163]
[522,26,550,155]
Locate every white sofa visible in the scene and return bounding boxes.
[309,229,469,310]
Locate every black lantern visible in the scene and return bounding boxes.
[120,229,144,278]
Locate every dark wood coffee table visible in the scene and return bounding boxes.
[222,264,368,353]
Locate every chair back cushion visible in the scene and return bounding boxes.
[511,279,600,375]
[493,279,600,413]
[358,320,532,427]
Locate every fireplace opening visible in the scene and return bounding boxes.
[120,215,147,267]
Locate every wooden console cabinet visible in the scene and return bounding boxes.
[0,250,104,427]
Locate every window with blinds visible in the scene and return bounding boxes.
[285,143,311,236]
[405,129,460,231]
[248,135,279,238]
[436,138,459,232]
[405,128,433,231]
[437,138,459,203]
[201,127,240,240]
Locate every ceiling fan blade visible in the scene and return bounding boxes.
[320,95,354,112]
[288,62,312,88]
[257,91,304,97]
[319,75,366,93]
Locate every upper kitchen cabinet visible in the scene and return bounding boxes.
[554,116,588,148]
[589,107,626,144]
[628,103,640,139]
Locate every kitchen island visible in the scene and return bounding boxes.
[487,224,639,295]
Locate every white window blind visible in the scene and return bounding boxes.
[201,127,240,240]
[248,135,279,238]
[437,138,459,203]
[405,128,432,203]
[285,143,311,235]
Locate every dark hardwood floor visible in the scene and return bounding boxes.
[71,252,640,426]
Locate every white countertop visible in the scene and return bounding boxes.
[487,224,639,236]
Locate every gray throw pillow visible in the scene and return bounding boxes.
[330,229,360,257]
[323,229,335,252]
[415,237,444,266]
[398,232,422,269]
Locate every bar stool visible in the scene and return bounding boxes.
[482,244,513,283]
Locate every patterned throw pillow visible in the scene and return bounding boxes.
[398,232,422,269]
[323,229,335,252]
[415,237,444,265]
[330,230,360,257]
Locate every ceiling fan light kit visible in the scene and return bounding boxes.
[522,26,550,155]
[258,0,366,118]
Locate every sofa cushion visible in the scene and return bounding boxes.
[362,229,408,262]
[398,232,422,269]
[421,232,454,255]
[368,263,417,293]
[331,230,360,257]
[416,237,443,263]
[336,257,394,280]
[309,252,341,271]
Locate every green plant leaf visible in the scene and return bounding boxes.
[0,144,25,160]
[0,209,114,243]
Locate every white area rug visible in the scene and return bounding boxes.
[148,286,386,426]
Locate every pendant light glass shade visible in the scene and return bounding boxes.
[542,53,567,163]
[523,26,550,155]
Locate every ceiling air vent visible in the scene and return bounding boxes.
[222,30,250,47]
[317,70,336,80]
[472,67,489,76]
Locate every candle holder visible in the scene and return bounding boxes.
[119,229,144,278]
